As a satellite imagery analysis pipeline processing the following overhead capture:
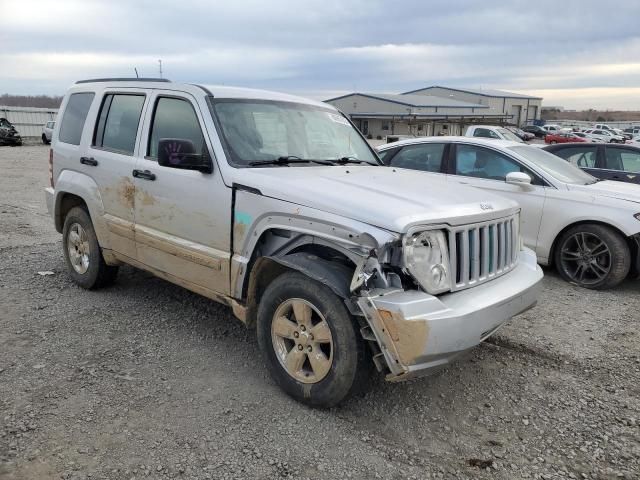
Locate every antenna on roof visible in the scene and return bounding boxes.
[134,67,139,78]
[158,59,163,79]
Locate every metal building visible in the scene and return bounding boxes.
[325,86,543,139]
[0,105,58,139]
[403,86,542,127]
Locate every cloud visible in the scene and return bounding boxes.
[1,0,640,108]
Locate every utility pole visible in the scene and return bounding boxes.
[158,59,163,79]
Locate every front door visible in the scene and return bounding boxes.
[133,91,232,296]
[448,143,547,254]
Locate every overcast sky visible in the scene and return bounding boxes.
[1,0,639,109]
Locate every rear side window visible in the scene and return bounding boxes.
[605,147,640,173]
[389,143,445,172]
[148,97,206,159]
[473,128,499,139]
[58,93,95,145]
[94,94,145,155]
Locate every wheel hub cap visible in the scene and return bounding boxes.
[271,298,333,384]
[67,223,90,274]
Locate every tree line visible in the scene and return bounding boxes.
[0,94,63,109]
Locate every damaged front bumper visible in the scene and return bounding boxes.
[357,248,543,381]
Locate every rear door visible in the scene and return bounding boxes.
[447,143,547,253]
[132,90,232,296]
[601,145,640,183]
[86,89,148,258]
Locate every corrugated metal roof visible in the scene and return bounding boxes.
[325,92,488,108]
[402,86,543,100]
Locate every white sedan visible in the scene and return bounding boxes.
[377,137,640,289]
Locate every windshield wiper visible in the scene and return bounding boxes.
[326,156,372,165]
[249,156,332,167]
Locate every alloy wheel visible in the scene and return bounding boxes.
[67,223,91,274]
[271,298,333,384]
[559,232,611,286]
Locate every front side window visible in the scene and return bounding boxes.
[553,146,597,168]
[94,94,145,155]
[605,147,640,173]
[211,100,378,166]
[59,92,95,145]
[148,97,207,159]
[455,144,527,181]
[389,143,445,173]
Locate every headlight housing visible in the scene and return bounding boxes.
[403,230,450,294]
[634,213,640,221]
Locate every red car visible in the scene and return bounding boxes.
[544,132,588,144]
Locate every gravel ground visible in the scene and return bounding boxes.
[1,145,639,480]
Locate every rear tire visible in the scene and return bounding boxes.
[257,271,370,407]
[62,206,118,289]
[554,224,630,289]
[42,134,48,144]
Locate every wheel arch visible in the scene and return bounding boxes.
[242,239,359,328]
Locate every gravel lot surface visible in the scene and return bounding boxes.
[1,145,639,480]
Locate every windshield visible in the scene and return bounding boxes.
[508,145,597,185]
[497,128,524,142]
[210,99,379,166]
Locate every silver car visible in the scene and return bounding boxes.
[45,79,542,407]
[42,120,55,144]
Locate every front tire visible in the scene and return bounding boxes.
[554,224,630,289]
[257,272,370,407]
[62,206,118,289]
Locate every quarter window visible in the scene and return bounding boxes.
[388,143,445,173]
[455,144,532,181]
[148,97,206,159]
[59,93,95,145]
[94,94,145,155]
[605,147,640,173]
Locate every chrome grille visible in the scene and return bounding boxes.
[448,214,519,291]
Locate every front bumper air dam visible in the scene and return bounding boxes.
[357,248,543,381]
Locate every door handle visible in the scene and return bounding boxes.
[80,157,98,166]
[132,169,156,181]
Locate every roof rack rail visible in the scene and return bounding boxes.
[75,77,170,84]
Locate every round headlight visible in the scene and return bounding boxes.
[404,230,450,294]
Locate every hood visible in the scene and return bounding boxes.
[567,180,640,204]
[234,166,519,233]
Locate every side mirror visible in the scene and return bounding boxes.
[157,138,212,174]
[506,171,532,187]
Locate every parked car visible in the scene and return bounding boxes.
[543,143,640,184]
[0,117,22,146]
[45,79,542,407]
[378,137,640,289]
[544,132,588,144]
[522,125,548,138]
[572,131,605,143]
[623,127,640,136]
[542,124,562,133]
[582,129,625,143]
[594,123,614,132]
[465,125,524,143]
[506,126,535,141]
[42,121,55,144]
